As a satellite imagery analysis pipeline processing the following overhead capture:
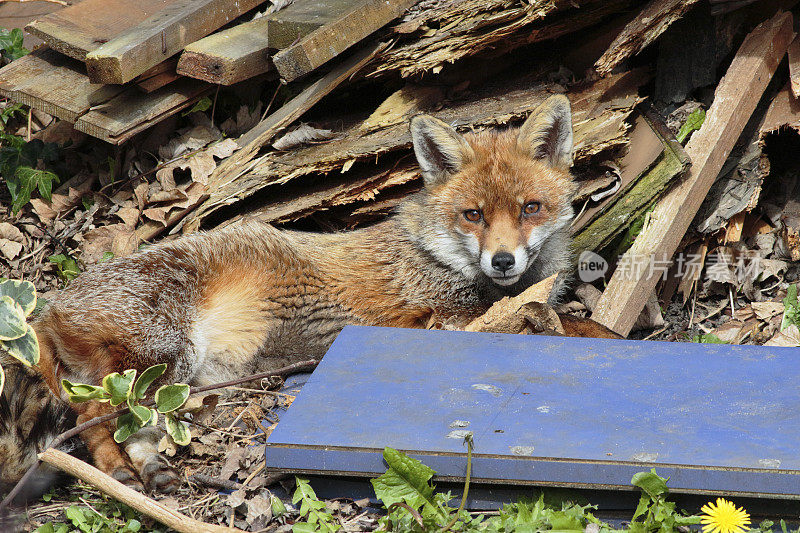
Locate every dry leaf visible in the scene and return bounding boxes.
[115,206,141,227]
[765,325,800,347]
[272,123,335,151]
[751,301,785,321]
[81,224,137,264]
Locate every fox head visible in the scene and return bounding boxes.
[408,94,576,287]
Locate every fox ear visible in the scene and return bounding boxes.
[410,115,474,187]
[517,94,573,169]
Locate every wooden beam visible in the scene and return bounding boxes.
[25,0,179,61]
[272,0,418,82]
[177,0,356,85]
[592,11,793,336]
[84,0,267,84]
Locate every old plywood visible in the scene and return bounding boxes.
[177,0,355,85]
[84,0,268,84]
[266,325,800,497]
[25,0,176,61]
[593,11,793,336]
[272,0,418,82]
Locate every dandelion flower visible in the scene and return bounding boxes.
[700,498,751,533]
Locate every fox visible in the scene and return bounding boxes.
[1,94,621,498]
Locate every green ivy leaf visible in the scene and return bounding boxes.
[102,369,137,407]
[132,363,166,400]
[0,294,26,340]
[0,278,36,316]
[154,383,190,413]
[114,412,143,443]
[164,412,190,445]
[1,322,40,365]
[62,379,111,403]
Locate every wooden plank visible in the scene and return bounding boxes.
[592,11,793,336]
[272,0,418,82]
[84,0,268,84]
[25,0,176,61]
[135,57,180,93]
[76,78,212,144]
[594,0,701,75]
[0,47,124,123]
[0,47,211,145]
[177,0,356,85]
[789,34,800,99]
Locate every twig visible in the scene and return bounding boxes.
[0,359,319,511]
[188,474,242,492]
[39,449,240,533]
[0,0,68,4]
[241,460,265,488]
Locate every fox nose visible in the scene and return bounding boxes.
[491,251,515,273]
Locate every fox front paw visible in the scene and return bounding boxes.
[111,466,145,492]
[140,457,180,494]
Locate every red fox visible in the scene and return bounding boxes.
[1,94,620,497]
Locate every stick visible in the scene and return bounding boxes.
[592,11,794,336]
[40,449,240,533]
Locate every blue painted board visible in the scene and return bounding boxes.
[265,326,800,497]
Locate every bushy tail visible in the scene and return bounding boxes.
[0,352,77,503]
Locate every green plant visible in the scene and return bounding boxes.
[0,27,28,63]
[692,333,727,344]
[677,108,706,144]
[781,284,799,331]
[0,279,40,396]
[49,253,81,282]
[62,364,191,446]
[292,477,341,532]
[629,469,700,532]
[182,96,212,116]
[36,497,165,533]
[1,137,61,214]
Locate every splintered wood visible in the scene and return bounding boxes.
[594,0,702,75]
[183,69,647,232]
[593,11,794,336]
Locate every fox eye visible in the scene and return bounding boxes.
[522,201,541,216]
[463,209,482,222]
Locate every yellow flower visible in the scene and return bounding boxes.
[700,498,751,533]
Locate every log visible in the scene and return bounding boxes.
[39,448,242,533]
[592,11,793,336]
[84,0,267,84]
[594,0,701,75]
[177,0,355,85]
[272,0,418,82]
[25,0,178,61]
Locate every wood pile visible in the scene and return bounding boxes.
[1,0,800,345]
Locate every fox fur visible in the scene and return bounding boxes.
[1,94,618,497]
